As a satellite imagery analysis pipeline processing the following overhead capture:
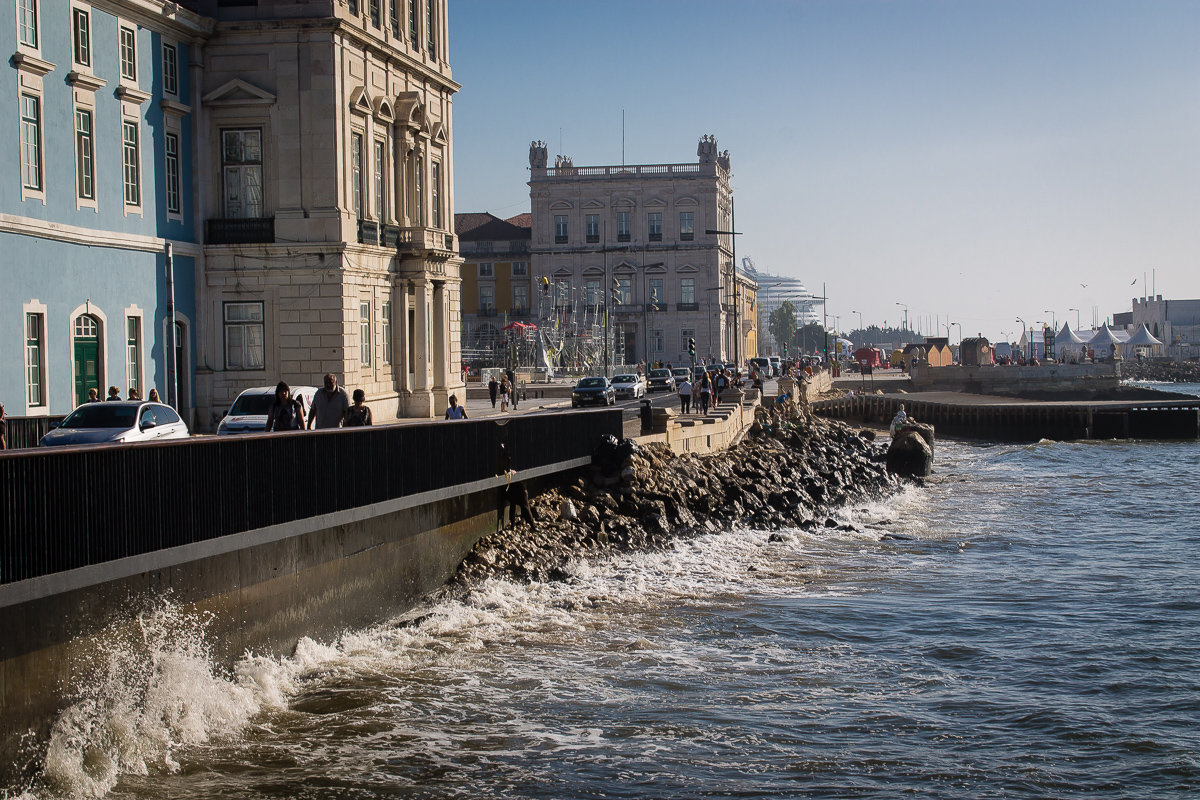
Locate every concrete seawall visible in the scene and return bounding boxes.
[0,410,625,783]
[909,362,1121,396]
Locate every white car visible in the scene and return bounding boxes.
[217,385,318,435]
[611,374,646,399]
[39,402,190,447]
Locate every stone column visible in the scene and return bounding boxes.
[414,278,431,392]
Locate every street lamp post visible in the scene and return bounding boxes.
[1068,307,1081,330]
[852,310,863,337]
[1044,310,1057,331]
[705,200,743,363]
[1016,317,1027,361]
[895,302,909,341]
[640,251,666,368]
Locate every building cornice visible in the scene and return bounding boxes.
[91,0,214,44]
[0,214,201,258]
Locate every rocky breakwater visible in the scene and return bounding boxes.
[1122,360,1200,384]
[451,409,906,588]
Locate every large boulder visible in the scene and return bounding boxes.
[887,427,934,477]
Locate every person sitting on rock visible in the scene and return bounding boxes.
[889,404,908,438]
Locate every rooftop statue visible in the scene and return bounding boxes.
[529,140,548,169]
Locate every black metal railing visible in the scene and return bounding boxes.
[0,411,623,585]
[676,303,699,311]
[207,217,275,244]
[3,415,65,449]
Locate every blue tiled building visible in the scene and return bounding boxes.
[3,1,206,419]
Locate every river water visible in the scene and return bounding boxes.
[13,385,1200,799]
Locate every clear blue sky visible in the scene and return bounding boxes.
[448,0,1200,342]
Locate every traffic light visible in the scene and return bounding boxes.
[688,337,696,357]
[782,342,788,356]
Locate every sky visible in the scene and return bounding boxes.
[447,0,1200,343]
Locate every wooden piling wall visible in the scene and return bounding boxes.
[812,395,1200,442]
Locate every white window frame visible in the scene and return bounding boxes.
[17,0,38,49]
[374,138,387,221]
[512,284,529,313]
[23,301,48,413]
[431,160,442,229]
[165,131,181,215]
[75,107,95,201]
[651,329,664,355]
[119,24,137,82]
[381,300,392,365]
[511,261,527,276]
[124,310,143,397]
[681,277,696,305]
[72,6,90,66]
[351,131,364,219]
[224,301,265,371]
[478,262,494,278]
[20,93,43,195]
[221,128,264,219]
[359,300,372,366]
[679,211,694,241]
[478,284,495,312]
[122,119,141,208]
[161,41,178,96]
[554,214,568,242]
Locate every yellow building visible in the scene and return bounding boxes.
[456,213,532,363]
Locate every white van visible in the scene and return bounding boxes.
[217,385,318,435]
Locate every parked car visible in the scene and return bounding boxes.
[217,385,318,435]
[571,377,615,407]
[646,368,676,393]
[611,374,645,399]
[39,401,190,447]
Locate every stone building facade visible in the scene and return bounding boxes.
[528,136,757,370]
[455,212,532,362]
[191,0,463,424]
[4,0,463,428]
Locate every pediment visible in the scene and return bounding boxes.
[581,266,604,276]
[677,263,699,273]
[676,196,699,206]
[582,199,605,209]
[552,267,573,278]
[644,197,668,208]
[646,264,667,274]
[348,86,373,116]
[550,200,573,211]
[395,91,425,127]
[202,78,276,107]
[431,121,448,144]
[373,96,395,122]
[613,261,636,273]
[613,197,635,208]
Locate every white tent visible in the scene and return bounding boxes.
[1125,323,1164,358]
[1087,324,1125,359]
[1054,323,1088,362]
[1125,323,1163,347]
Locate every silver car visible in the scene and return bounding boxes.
[217,385,317,435]
[39,402,190,447]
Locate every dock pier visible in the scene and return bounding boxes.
[813,392,1200,442]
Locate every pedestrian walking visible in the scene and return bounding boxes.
[342,389,373,426]
[0,403,7,451]
[499,376,510,412]
[506,368,518,409]
[445,394,468,419]
[105,386,121,401]
[128,388,141,401]
[148,389,161,402]
[87,388,100,402]
[677,377,692,414]
[715,370,728,404]
[265,382,305,431]
[488,374,499,408]
[308,373,349,429]
[699,371,712,415]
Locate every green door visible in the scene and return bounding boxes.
[74,315,100,406]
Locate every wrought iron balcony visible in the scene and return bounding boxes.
[477,306,497,317]
[676,302,699,312]
[206,217,275,244]
[646,302,668,312]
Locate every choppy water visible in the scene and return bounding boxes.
[9,413,1200,799]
